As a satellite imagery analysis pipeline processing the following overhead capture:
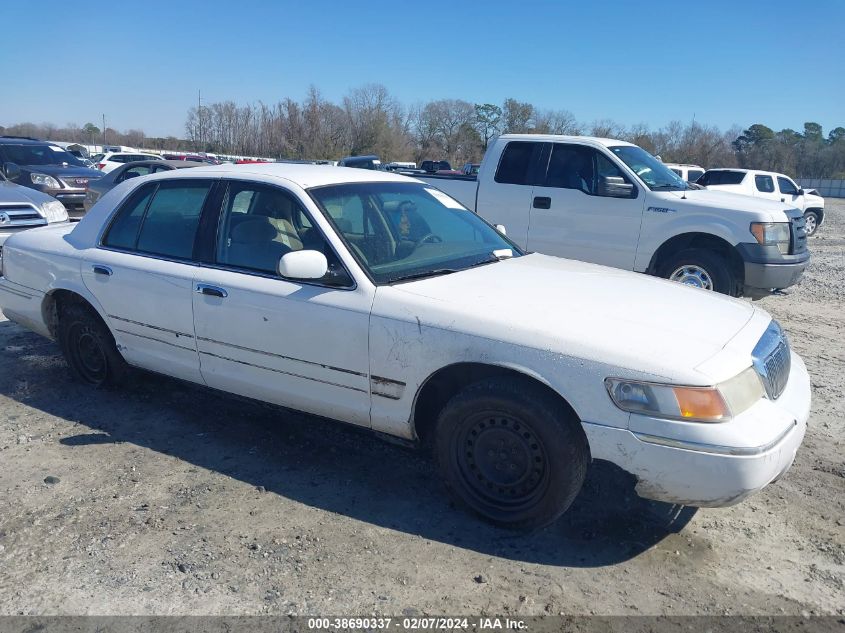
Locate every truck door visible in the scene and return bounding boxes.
[527,143,644,270]
[777,176,803,208]
[752,173,779,201]
[474,140,545,249]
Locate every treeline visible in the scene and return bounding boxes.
[4,83,844,177]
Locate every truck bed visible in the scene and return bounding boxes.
[416,174,478,210]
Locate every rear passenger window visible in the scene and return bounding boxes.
[755,175,775,192]
[701,170,745,185]
[103,180,210,259]
[687,169,704,182]
[136,182,211,259]
[103,184,155,250]
[495,141,542,185]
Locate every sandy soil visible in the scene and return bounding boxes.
[0,202,842,616]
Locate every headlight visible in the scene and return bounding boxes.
[605,367,764,423]
[750,222,790,255]
[40,200,68,223]
[30,173,61,189]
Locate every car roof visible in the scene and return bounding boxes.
[119,159,205,168]
[499,133,637,148]
[0,136,51,145]
[143,162,423,189]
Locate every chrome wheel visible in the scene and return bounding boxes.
[669,265,714,290]
[804,213,817,236]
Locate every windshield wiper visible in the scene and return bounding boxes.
[651,183,687,191]
[389,269,459,283]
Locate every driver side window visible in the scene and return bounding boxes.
[215,181,351,286]
[778,177,798,196]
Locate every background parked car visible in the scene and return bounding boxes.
[462,162,481,176]
[699,168,825,235]
[420,160,452,173]
[0,136,103,219]
[663,163,705,184]
[83,160,205,212]
[338,155,384,170]
[0,169,68,264]
[96,152,164,173]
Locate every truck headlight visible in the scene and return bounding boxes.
[750,222,790,255]
[605,368,764,423]
[30,173,61,189]
[40,200,68,223]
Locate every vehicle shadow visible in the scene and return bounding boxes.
[2,323,695,567]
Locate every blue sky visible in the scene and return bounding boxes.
[2,0,842,138]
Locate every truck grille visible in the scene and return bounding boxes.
[752,321,791,400]
[0,205,47,227]
[790,214,807,254]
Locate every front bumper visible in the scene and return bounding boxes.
[736,242,810,292]
[583,353,811,507]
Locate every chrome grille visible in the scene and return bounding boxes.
[752,320,791,400]
[60,176,90,189]
[0,205,47,227]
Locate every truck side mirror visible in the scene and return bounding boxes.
[3,163,21,181]
[797,188,805,196]
[599,176,635,198]
[494,224,507,236]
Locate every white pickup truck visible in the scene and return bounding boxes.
[0,164,810,529]
[420,135,810,298]
[699,168,826,236]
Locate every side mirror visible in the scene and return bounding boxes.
[599,176,635,198]
[494,224,507,236]
[3,163,21,181]
[797,188,805,196]
[278,250,328,280]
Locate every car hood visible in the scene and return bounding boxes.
[20,164,103,179]
[667,188,795,218]
[0,179,56,206]
[383,253,759,382]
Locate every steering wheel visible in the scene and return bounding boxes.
[414,233,442,246]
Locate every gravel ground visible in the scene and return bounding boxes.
[0,202,843,616]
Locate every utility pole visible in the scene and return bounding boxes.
[198,89,203,151]
[102,114,107,147]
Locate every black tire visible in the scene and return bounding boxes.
[434,377,589,530]
[58,302,129,388]
[658,248,736,295]
[804,210,820,236]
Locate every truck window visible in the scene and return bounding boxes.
[545,145,594,192]
[755,175,775,193]
[777,177,799,195]
[687,169,704,182]
[700,170,746,186]
[669,168,682,177]
[494,141,542,185]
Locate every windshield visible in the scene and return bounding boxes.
[610,145,687,191]
[309,182,522,284]
[2,144,85,167]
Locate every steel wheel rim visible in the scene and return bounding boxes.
[453,411,549,513]
[669,265,713,290]
[70,324,107,384]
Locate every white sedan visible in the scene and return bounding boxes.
[0,164,810,528]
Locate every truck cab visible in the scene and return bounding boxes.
[420,135,810,298]
[699,168,826,235]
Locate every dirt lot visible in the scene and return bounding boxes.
[0,202,843,617]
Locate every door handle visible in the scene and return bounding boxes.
[533,196,552,209]
[195,283,228,298]
[91,265,112,276]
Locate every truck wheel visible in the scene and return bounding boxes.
[58,302,129,388]
[660,248,735,295]
[804,211,820,236]
[434,377,589,530]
